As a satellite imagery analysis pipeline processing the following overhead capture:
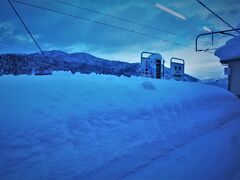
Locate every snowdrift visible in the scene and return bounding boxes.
[215,35,240,61]
[0,72,240,180]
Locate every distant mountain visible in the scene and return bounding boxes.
[0,50,199,82]
[202,77,228,89]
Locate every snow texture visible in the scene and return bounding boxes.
[215,35,240,61]
[0,72,240,180]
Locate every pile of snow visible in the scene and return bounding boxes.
[215,35,240,61]
[0,72,240,180]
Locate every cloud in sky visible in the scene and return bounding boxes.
[155,3,186,20]
[162,47,224,79]
[203,26,212,32]
[0,0,240,79]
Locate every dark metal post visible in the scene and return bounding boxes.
[195,28,240,52]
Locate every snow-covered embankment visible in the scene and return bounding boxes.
[0,72,240,180]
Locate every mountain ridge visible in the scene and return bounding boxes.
[0,50,199,82]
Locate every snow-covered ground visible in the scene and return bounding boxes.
[124,117,240,180]
[0,72,240,180]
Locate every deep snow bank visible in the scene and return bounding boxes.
[124,117,240,180]
[215,35,240,61]
[0,72,240,180]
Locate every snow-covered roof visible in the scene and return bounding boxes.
[214,35,240,63]
[148,53,162,60]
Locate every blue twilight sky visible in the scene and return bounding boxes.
[0,0,240,79]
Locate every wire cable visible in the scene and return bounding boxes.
[53,0,196,41]
[10,0,195,49]
[8,0,45,55]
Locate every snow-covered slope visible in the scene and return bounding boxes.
[0,50,141,77]
[0,72,239,180]
[0,50,199,82]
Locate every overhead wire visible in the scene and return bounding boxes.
[8,0,44,55]
[10,0,232,54]
[10,0,195,49]
[53,0,197,42]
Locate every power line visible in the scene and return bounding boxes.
[10,0,195,49]
[8,0,45,55]
[196,0,240,34]
[196,28,240,53]
[54,0,196,41]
